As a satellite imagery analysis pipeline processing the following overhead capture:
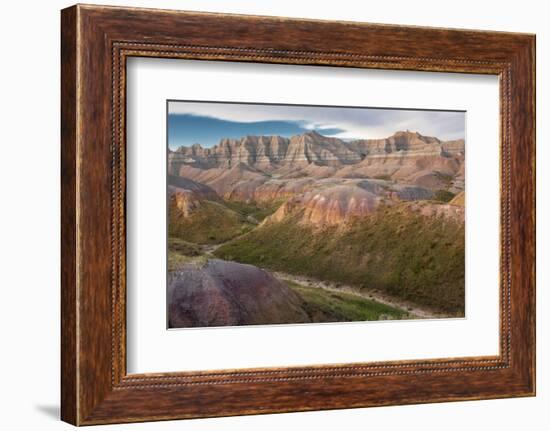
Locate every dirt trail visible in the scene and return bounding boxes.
[272,271,443,319]
[202,226,252,256]
[203,242,224,255]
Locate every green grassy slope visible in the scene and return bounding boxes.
[287,281,408,322]
[168,199,253,245]
[215,204,465,314]
[223,199,285,222]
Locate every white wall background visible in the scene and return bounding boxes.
[0,0,546,429]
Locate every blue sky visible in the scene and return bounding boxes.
[168,101,465,149]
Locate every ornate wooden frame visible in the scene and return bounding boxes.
[61,4,536,425]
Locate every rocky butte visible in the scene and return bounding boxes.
[168,130,465,227]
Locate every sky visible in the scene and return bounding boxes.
[167,101,465,149]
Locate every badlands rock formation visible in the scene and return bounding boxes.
[167,130,467,324]
[264,184,383,227]
[167,130,465,228]
[168,175,219,217]
[168,130,465,202]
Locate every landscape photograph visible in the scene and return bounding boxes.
[166,101,466,329]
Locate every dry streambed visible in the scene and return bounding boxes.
[272,271,443,320]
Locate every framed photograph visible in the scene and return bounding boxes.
[61,4,535,425]
[165,100,466,329]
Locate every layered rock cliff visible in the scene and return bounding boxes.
[168,130,465,228]
[168,130,465,201]
[169,130,463,173]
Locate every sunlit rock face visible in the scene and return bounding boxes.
[264,185,382,227]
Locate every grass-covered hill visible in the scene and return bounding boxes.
[168,197,284,246]
[168,199,253,245]
[215,203,465,314]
